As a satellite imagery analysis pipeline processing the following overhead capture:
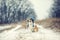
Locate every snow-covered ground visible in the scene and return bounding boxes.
[0,24,60,40]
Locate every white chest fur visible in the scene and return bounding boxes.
[28,22,33,31]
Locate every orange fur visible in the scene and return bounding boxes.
[33,25,38,32]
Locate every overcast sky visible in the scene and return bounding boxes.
[29,0,54,20]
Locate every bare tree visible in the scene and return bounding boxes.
[51,0,60,18]
[0,0,36,24]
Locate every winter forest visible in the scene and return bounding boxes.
[0,0,36,24]
[0,0,60,24]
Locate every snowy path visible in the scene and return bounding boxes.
[0,24,60,40]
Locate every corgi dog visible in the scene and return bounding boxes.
[33,25,38,32]
[26,18,39,32]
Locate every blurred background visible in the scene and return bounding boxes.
[0,0,60,24]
